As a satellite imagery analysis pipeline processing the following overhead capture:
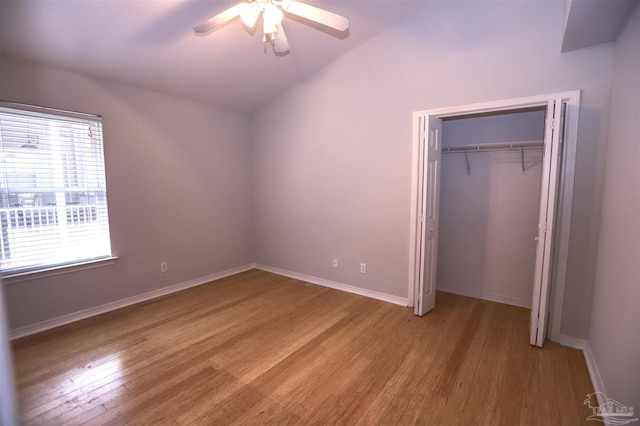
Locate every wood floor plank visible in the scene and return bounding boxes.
[11,270,594,425]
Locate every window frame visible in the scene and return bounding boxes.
[0,101,116,281]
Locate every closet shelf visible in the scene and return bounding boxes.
[442,140,544,154]
[443,140,544,175]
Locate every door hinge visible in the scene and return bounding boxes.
[534,318,540,328]
[416,293,422,301]
[541,222,549,233]
[550,118,555,129]
[419,214,425,223]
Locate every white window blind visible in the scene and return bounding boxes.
[0,102,112,275]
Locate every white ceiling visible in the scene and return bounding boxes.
[0,0,427,113]
[1,0,637,114]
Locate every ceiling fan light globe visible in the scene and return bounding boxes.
[262,3,283,34]
[263,23,278,35]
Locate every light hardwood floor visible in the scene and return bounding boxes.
[12,269,594,425]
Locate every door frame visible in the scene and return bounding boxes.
[408,91,580,344]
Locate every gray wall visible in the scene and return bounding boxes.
[251,0,613,339]
[438,111,545,307]
[0,57,253,330]
[589,5,640,411]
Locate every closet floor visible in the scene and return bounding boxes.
[12,269,594,425]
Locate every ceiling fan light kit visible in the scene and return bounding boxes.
[194,0,350,54]
[262,4,284,34]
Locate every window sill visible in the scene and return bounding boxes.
[2,256,118,285]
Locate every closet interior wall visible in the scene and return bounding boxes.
[437,109,546,308]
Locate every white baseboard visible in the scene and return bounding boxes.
[581,341,607,404]
[558,335,607,412]
[436,284,532,309]
[254,264,409,307]
[557,334,588,349]
[10,264,254,340]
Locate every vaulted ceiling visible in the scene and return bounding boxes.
[0,0,428,113]
[1,0,637,114]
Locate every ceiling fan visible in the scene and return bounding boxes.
[193,0,350,54]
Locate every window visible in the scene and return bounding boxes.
[0,101,112,276]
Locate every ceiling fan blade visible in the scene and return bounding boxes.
[193,2,249,35]
[283,1,349,32]
[273,23,290,53]
[240,3,261,29]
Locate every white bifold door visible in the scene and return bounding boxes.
[529,99,565,346]
[414,114,442,316]
[413,98,567,348]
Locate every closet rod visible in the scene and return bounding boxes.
[442,140,544,154]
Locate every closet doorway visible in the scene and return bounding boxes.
[408,91,580,347]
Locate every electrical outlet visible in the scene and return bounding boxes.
[332,258,339,269]
[161,262,168,273]
[360,263,366,274]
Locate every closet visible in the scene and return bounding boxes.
[410,91,580,347]
[437,108,546,308]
